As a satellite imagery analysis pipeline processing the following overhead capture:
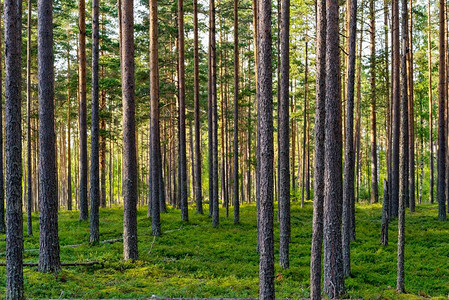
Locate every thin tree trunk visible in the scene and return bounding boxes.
[342,0,356,277]
[381,180,389,245]
[279,0,291,269]
[89,0,100,244]
[233,0,240,224]
[310,0,326,296]
[370,0,378,204]
[38,0,61,273]
[429,0,434,204]
[408,0,415,212]
[26,0,33,236]
[67,45,73,211]
[149,0,161,236]
[438,0,447,220]
[5,0,24,295]
[78,0,88,220]
[121,0,139,260]
[301,42,308,208]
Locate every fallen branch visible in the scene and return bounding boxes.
[0,261,102,267]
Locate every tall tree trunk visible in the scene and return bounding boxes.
[89,0,100,244]
[438,0,447,220]
[0,0,5,235]
[397,0,409,289]
[343,0,356,278]
[121,0,139,260]
[370,0,378,204]
[428,0,434,204]
[5,0,24,296]
[38,0,61,273]
[310,0,326,296]
[67,45,72,211]
[78,0,88,220]
[178,0,188,222]
[193,0,203,214]
[408,0,415,212]
[391,0,400,218]
[26,0,33,236]
[257,0,275,297]
[149,0,161,236]
[279,0,290,269]
[233,0,240,224]
[323,0,345,296]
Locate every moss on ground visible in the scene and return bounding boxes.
[0,202,448,299]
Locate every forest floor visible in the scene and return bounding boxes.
[0,201,448,299]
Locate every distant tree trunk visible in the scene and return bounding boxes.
[90,0,100,244]
[370,0,378,204]
[149,0,161,236]
[323,0,345,296]
[121,0,139,260]
[438,0,447,221]
[257,0,275,297]
[233,0,240,225]
[66,46,73,211]
[38,0,61,273]
[428,0,434,204]
[5,0,24,296]
[343,0,356,278]
[178,0,188,222]
[193,0,203,215]
[391,0,400,218]
[310,0,326,296]
[381,180,389,245]
[26,0,33,236]
[279,0,290,269]
[301,42,308,209]
[78,0,88,220]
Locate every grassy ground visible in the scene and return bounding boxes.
[0,202,448,299]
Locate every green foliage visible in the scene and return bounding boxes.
[1,203,448,298]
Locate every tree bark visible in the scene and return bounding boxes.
[121,0,139,260]
[5,0,24,296]
[438,0,447,220]
[38,0,61,273]
[233,0,240,225]
[370,0,378,204]
[428,0,434,204]
[26,0,33,236]
[149,0,161,236]
[343,0,356,278]
[310,0,326,296]
[90,0,100,244]
[381,180,389,246]
[323,0,345,296]
[257,0,275,297]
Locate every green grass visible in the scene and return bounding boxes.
[0,202,448,299]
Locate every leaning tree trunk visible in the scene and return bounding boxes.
[323,0,345,296]
[310,0,326,296]
[90,0,100,244]
[5,0,24,296]
[257,0,275,297]
[279,0,291,270]
[121,0,139,260]
[38,0,61,273]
